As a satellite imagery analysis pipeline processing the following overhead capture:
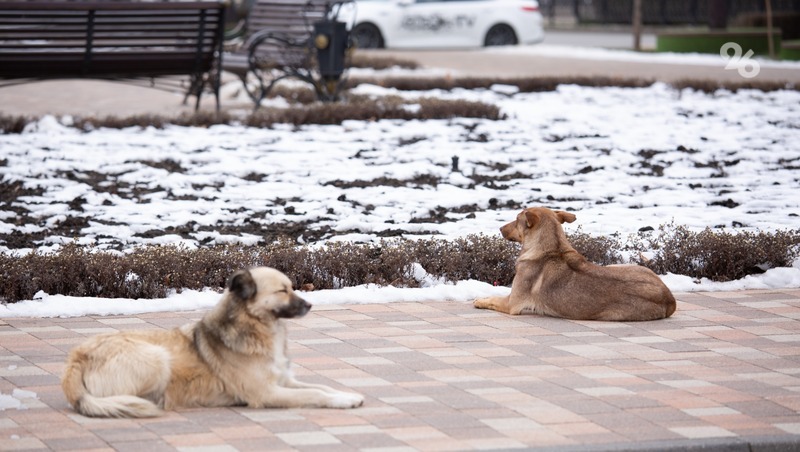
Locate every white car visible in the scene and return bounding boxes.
[342,0,545,49]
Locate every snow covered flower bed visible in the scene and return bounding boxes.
[3,83,798,249]
[1,80,799,314]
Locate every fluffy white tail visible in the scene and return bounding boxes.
[76,394,162,418]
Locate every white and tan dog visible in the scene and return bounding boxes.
[475,207,676,321]
[62,267,364,418]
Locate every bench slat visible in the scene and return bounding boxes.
[0,34,222,40]
[1,45,220,51]
[0,2,223,11]
[0,1,226,111]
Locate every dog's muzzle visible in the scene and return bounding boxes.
[274,294,312,319]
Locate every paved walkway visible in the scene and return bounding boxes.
[3,44,799,118]
[1,289,799,451]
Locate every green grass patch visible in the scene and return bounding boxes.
[780,40,800,61]
[656,27,782,56]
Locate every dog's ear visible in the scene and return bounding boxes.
[556,211,577,224]
[228,269,257,301]
[524,210,539,228]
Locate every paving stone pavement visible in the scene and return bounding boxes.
[1,289,799,451]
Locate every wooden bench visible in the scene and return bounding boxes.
[222,0,351,108]
[0,1,226,111]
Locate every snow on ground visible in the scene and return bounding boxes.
[4,83,799,247]
[2,69,800,317]
[0,389,38,411]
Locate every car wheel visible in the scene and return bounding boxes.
[352,23,385,49]
[484,24,518,46]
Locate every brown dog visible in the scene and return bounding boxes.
[474,207,676,321]
[62,267,364,418]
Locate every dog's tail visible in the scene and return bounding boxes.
[664,291,677,318]
[61,351,162,418]
[74,393,162,418]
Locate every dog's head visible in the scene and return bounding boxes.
[227,267,311,319]
[500,207,576,243]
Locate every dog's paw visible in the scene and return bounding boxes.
[328,391,364,409]
[473,298,490,309]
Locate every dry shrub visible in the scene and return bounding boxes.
[0,97,501,134]
[349,52,420,70]
[671,78,796,94]
[123,244,258,295]
[0,236,514,302]
[567,229,624,266]
[72,114,169,131]
[1,227,799,303]
[257,239,321,288]
[627,224,800,281]
[0,245,124,301]
[0,114,29,134]
[406,234,519,286]
[345,75,655,92]
[244,97,501,127]
[345,75,796,94]
[244,101,393,127]
[514,76,654,92]
[303,241,416,288]
[418,98,504,120]
[0,244,253,301]
[71,111,236,131]
[259,240,418,289]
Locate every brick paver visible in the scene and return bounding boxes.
[1,289,799,451]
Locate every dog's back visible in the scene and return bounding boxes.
[546,257,676,321]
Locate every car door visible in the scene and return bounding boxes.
[392,0,485,48]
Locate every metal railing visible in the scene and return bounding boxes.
[539,0,799,25]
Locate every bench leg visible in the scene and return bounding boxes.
[212,70,221,113]
[230,71,262,108]
[194,73,205,111]
[182,74,205,110]
[235,68,288,111]
[316,76,345,103]
[253,73,290,111]
[194,82,203,111]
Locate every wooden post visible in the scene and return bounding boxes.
[708,0,729,30]
[632,0,642,51]
[573,0,580,23]
[766,0,775,59]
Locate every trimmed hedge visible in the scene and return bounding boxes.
[0,96,501,134]
[1,226,797,303]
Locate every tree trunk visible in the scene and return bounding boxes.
[632,0,642,51]
[766,0,775,58]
